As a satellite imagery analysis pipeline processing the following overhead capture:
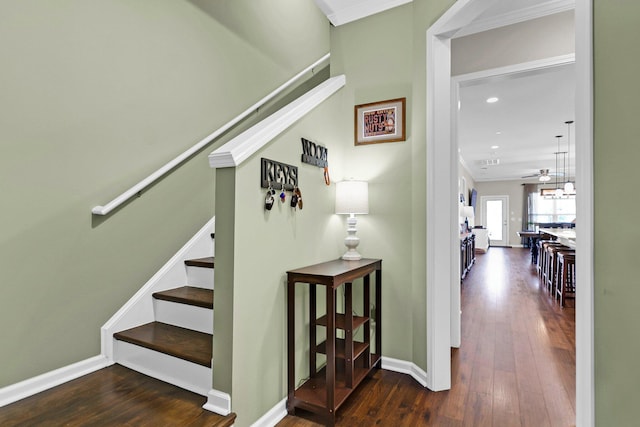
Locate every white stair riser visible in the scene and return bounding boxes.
[187,266,214,289]
[114,340,211,396]
[154,300,213,335]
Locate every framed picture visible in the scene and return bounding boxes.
[354,97,406,145]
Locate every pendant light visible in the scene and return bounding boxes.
[564,120,575,193]
[554,135,564,198]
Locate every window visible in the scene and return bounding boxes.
[529,192,576,224]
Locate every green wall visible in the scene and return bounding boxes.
[221,5,460,423]
[0,0,328,387]
[6,0,638,424]
[329,3,416,365]
[594,1,640,425]
[217,93,348,425]
[329,0,456,371]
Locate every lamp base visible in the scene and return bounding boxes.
[342,249,362,261]
[342,215,362,260]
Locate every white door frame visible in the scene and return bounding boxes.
[480,195,509,247]
[426,1,594,426]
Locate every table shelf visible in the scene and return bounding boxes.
[316,313,369,330]
[291,353,382,412]
[287,258,382,426]
[316,338,369,360]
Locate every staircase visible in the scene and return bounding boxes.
[102,222,232,420]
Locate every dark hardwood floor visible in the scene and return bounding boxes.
[0,364,235,427]
[278,248,576,426]
[0,248,574,426]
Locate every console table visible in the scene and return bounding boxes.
[286,258,382,426]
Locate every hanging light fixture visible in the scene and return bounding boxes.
[554,135,564,198]
[564,120,575,193]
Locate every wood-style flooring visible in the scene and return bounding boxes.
[278,247,576,426]
[0,364,235,427]
[0,248,574,426]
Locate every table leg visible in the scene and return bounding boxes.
[326,286,336,417]
[287,281,295,414]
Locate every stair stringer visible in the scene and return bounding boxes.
[101,217,215,362]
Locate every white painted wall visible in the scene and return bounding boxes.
[452,10,575,75]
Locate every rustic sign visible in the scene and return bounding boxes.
[301,138,328,168]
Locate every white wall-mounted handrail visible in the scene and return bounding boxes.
[208,74,346,169]
[92,53,331,216]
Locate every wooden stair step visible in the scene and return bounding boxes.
[114,322,212,367]
[184,256,214,268]
[153,286,213,309]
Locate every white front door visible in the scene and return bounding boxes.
[482,195,509,247]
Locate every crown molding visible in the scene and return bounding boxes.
[316,0,412,26]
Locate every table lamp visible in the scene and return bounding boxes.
[335,180,369,260]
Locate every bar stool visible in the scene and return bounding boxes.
[536,239,549,277]
[556,251,576,307]
[545,244,570,294]
[539,241,562,287]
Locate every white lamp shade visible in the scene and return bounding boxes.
[460,206,475,219]
[335,181,369,215]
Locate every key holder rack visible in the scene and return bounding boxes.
[261,158,298,191]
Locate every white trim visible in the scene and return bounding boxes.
[456,0,575,37]
[250,397,287,427]
[252,361,429,427]
[574,0,594,425]
[203,389,233,416]
[453,53,575,82]
[427,0,486,393]
[115,341,211,396]
[318,0,413,26]
[208,75,346,169]
[0,355,111,408]
[101,217,215,361]
[92,54,330,215]
[429,0,593,425]
[381,356,429,387]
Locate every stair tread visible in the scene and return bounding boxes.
[114,322,212,367]
[153,286,213,309]
[184,256,214,268]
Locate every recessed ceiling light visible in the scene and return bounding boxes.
[496,131,502,135]
[486,97,499,103]
[491,145,499,149]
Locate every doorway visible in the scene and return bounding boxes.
[481,195,508,247]
[426,1,594,425]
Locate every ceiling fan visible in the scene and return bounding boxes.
[521,168,564,182]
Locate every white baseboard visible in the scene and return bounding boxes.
[203,388,232,416]
[250,397,287,427]
[381,356,429,387]
[0,355,111,408]
[253,359,429,426]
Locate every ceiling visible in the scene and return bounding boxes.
[314,0,576,183]
[458,64,576,183]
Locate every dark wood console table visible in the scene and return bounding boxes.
[286,258,382,426]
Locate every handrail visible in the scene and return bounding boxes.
[92,53,331,216]
[208,74,346,169]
